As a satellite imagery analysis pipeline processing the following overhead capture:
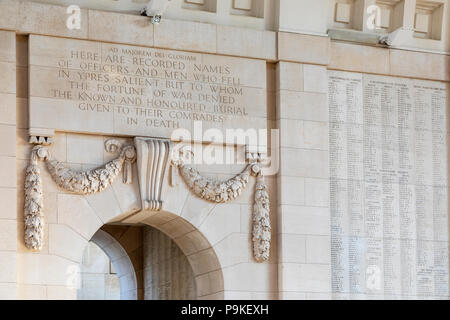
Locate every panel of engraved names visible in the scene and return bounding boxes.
[329,71,449,299]
[29,35,267,139]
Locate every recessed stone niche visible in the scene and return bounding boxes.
[333,0,405,33]
[230,0,264,18]
[182,0,217,13]
[414,0,445,40]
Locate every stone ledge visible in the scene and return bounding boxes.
[0,0,276,61]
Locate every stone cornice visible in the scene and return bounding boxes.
[0,0,448,81]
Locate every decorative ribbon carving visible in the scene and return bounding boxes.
[24,140,136,250]
[24,146,48,250]
[171,148,271,262]
[46,144,136,195]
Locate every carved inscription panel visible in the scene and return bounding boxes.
[329,71,449,299]
[29,35,267,138]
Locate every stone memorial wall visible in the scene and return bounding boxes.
[29,35,267,139]
[328,71,449,299]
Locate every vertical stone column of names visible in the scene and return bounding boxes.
[413,84,435,298]
[329,74,350,298]
[345,75,365,298]
[329,72,365,299]
[397,80,416,298]
[379,79,401,299]
[429,84,448,298]
[363,78,384,298]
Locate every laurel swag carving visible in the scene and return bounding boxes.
[172,151,271,262]
[24,141,136,250]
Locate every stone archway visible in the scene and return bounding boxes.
[88,229,138,300]
[141,210,225,300]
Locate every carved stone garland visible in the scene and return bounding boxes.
[24,141,136,250]
[172,154,271,262]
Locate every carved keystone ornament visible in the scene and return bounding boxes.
[24,137,271,262]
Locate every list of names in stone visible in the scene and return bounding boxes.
[329,71,449,299]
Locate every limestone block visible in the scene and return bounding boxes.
[251,291,278,300]
[280,291,307,300]
[279,233,306,263]
[16,65,27,99]
[303,65,328,94]
[18,1,88,39]
[88,10,154,47]
[0,283,17,299]
[278,32,330,65]
[0,31,15,63]
[306,235,331,264]
[43,192,58,224]
[276,62,303,92]
[18,284,47,300]
[158,217,196,239]
[30,97,114,136]
[213,233,250,268]
[278,175,305,206]
[0,219,17,251]
[46,285,77,300]
[221,262,277,292]
[66,134,105,165]
[48,224,88,263]
[390,49,450,82]
[173,230,211,256]
[199,291,224,300]
[154,19,216,53]
[279,205,331,236]
[0,0,18,30]
[280,148,329,179]
[329,42,390,75]
[0,94,16,125]
[196,269,224,297]
[0,156,16,188]
[223,291,252,299]
[187,248,221,276]
[217,25,277,60]
[0,187,16,220]
[278,0,328,34]
[306,292,332,300]
[200,204,241,246]
[304,178,330,207]
[16,128,30,161]
[57,194,103,240]
[0,125,16,157]
[0,252,17,282]
[277,91,328,122]
[239,204,252,235]
[15,97,27,129]
[279,263,331,292]
[29,36,100,68]
[0,62,16,94]
[162,184,190,217]
[85,187,123,224]
[303,121,329,150]
[180,194,216,228]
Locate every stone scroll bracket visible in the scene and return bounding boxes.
[134,137,172,212]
